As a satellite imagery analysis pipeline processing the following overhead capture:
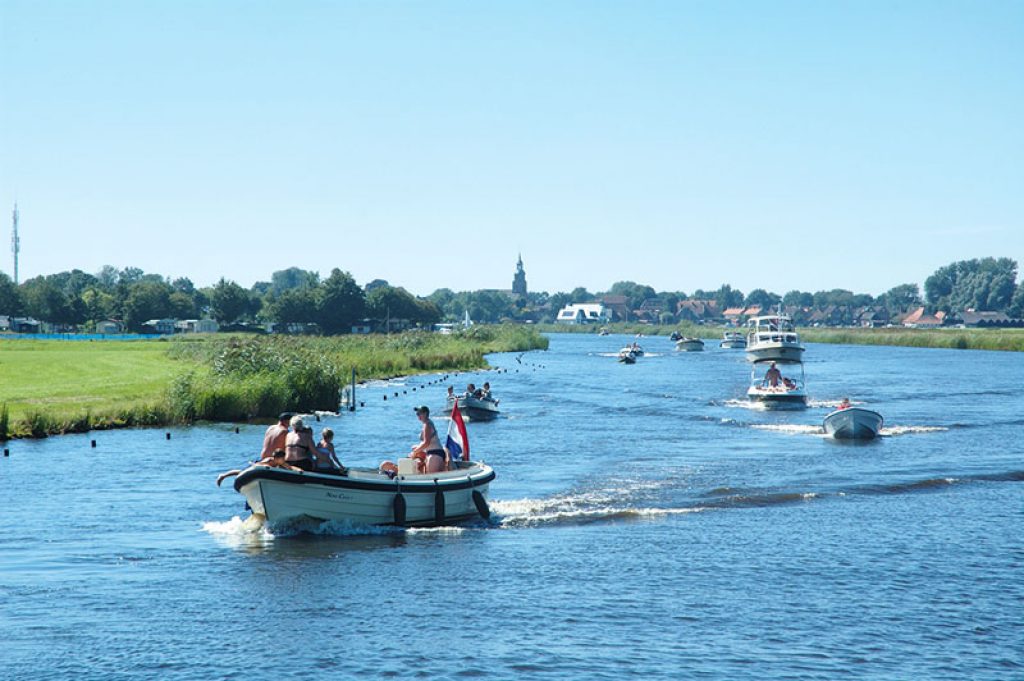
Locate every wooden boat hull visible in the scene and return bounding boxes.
[823,407,883,440]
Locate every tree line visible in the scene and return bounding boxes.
[0,257,1020,333]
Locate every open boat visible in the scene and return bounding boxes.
[675,337,705,352]
[233,460,495,527]
[720,332,746,349]
[445,394,500,421]
[745,314,804,363]
[747,360,807,409]
[618,347,637,364]
[823,407,883,440]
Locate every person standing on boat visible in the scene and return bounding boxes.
[764,362,782,388]
[260,412,292,459]
[412,405,446,474]
[285,415,318,471]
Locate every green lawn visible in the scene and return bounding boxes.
[0,339,195,423]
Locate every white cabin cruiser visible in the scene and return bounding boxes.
[720,332,746,349]
[745,314,804,363]
[233,460,494,527]
[823,406,884,440]
[445,394,500,421]
[675,337,705,352]
[747,360,807,409]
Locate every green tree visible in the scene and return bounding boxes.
[263,288,319,329]
[316,269,366,334]
[744,288,781,309]
[713,284,744,310]
[271,267,320,295]
[20,276,82,326]
[925,257,1018,312]
[783,290,814,307]
[877,283,921,314]
[210,278,251,324]
[123,280,175,330]
[0,273,22,315]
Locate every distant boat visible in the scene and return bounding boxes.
[598,328,609,336]
[618,347,637,364]
[823,406,883,440]
[745,314,804,363]
[720,332,746,349]
[675,337,705,352]
[747,360,807,409]
[445,395,500,421]
[669,331,682,341]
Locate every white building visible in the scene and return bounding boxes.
[556,303,609,325]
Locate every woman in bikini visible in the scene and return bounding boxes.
[411,406,447,474]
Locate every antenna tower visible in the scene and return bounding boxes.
[11,203,19,284]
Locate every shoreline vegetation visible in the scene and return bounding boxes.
[538,322,1024,352]
[0,326,548,440]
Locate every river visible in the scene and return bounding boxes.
[2,333,1022,679]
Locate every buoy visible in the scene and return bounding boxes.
[393,492,406,526]
[316,414,320,422]
[383,395,387,401]
[91,440,97,448]
[235,427,239,434]
[472,490,490,520]
[434,485,445,524]
[3,448,8,457]
[166,432,171,440]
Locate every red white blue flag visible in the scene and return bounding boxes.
[445,398,470,461]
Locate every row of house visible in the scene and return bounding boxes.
[554,301,1022,328]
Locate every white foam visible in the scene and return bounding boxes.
[880,425,949,436]
[751,424,825,436]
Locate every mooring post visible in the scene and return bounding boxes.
[350,368,356,412]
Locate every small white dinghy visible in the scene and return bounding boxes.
[823,406,884,440]
[233,460,495,527]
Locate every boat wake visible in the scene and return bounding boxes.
[750,424,826,436]
[879,425,949,436]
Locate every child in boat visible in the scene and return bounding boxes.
[216,449,301,486]
[315,428,345,472]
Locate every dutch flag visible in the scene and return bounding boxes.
[445,398,470,462]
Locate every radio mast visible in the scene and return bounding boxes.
[11,202,19,284]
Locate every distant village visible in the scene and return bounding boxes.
[1,254,1022,336]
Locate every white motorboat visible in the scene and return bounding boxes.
[445,394,500,421]
[232,460,495,527]
[745,314,804,363]
[618,347,637,364]
[675,337,705,352]
[823,406,884,440]
[747,360,807,409]
[720,332,746,349]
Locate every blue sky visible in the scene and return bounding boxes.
[1,1,1021,297]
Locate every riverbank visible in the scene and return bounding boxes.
[538,322,1024,351]
[0,326,548,439]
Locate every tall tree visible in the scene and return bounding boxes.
[316,269,366,334]
[210,278,251,324]
[271,267,319,295]
[0,272,22,315]
[123,280,175,330]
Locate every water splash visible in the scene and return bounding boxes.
[750,423,825,436]
[880,425,949,436]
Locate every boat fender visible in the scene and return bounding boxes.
[393,491,406,527]
[472,490,490,520]
[434,482,445,524]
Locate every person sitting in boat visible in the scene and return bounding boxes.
[838,397,851,410]
[215,449,301,486]
[782,377,797,391]
[260,412,292,459]
[285,415,318,471]
[763,362,782,388]
[315,427,346,473]
[447,385,455,401]
[466,383,482,399]
[411,405,447,474]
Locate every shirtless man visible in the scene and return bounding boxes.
[260,412,292,459]
[216,449,301,486]
[764,362,782,388]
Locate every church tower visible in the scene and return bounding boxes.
[512,254,527,299]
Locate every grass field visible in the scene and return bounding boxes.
[0,326,548,438]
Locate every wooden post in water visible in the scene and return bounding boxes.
[350,368,357,412]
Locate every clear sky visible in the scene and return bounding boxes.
[1,1,1021,297]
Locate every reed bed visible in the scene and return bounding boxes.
[799,327,1024,352]
[0,326,548,438]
